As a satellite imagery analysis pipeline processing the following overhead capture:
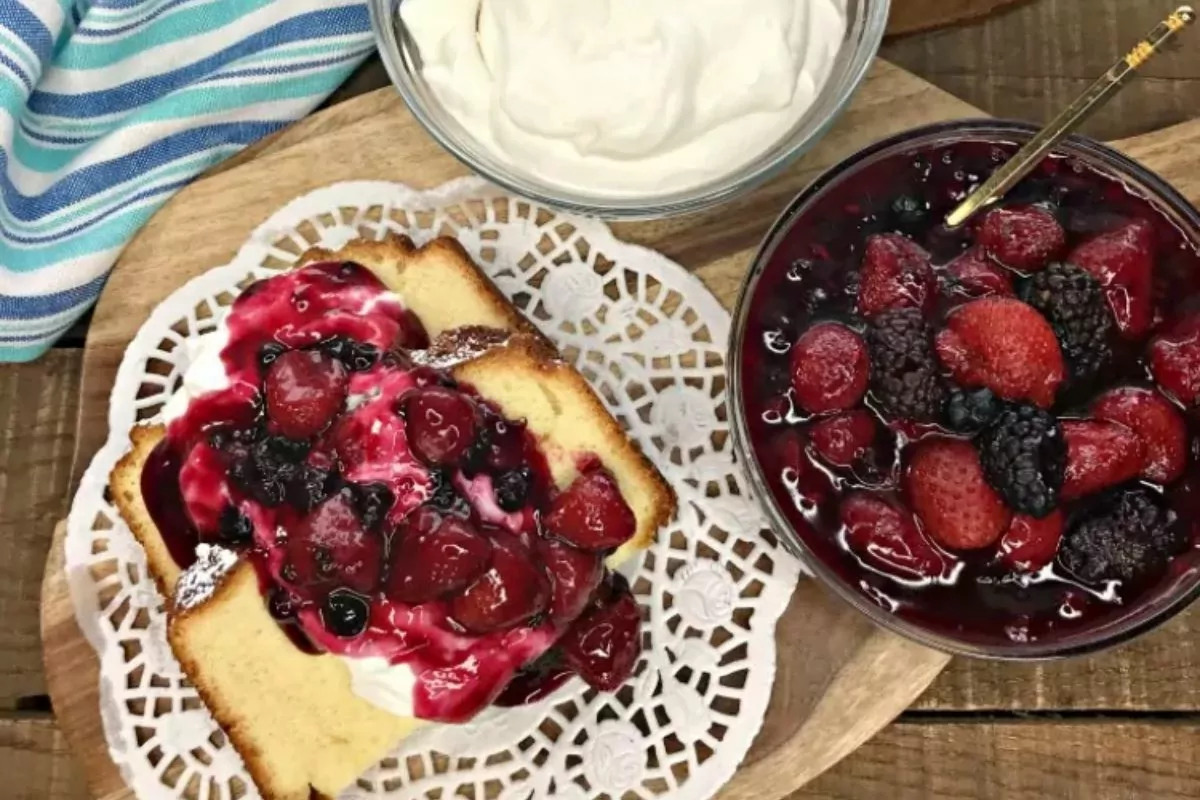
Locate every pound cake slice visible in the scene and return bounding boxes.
[108,235,675,800]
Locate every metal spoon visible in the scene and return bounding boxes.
[945,5,1197,229]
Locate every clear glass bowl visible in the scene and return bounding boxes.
[728,120,1200,659]
[369,0,891,219]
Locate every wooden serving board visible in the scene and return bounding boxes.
[888,0,1027,36]
[40,58,1200,800]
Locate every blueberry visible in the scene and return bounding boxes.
[259,342,288,371]
[268,587,298,621]
[217,506,254,545]
[944,388,1004,433]
[321,589,370,638]
[319,336,380,372]
[352,482,393,530]
[890,194,928,230]
[494,467,532,512]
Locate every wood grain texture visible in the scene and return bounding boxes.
[887,0,1030,36]
[0,716,91,800]
[796,720,1200,799]
[0,351,81,708]
[880,0,1200,142]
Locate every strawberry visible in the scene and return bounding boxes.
[906,439,1011,550]
[265,349,348,439]
[560,579,642,691]
[809,410,877,467]
[935,297,1065,408]
[789,322,870,414]
[766,429,832,512]
[403,386,480,466]
[537,538,603,623]
[449,529,549,633]
[1061,420,1146,501]
[283,488,383,595]
[857,233,937,317]
[1068,220,1155,338]
[1150,315,1200,407]
[977,206,1065,272]
[945,247,1014,298]
[544,468,637,551]
[998,511,1064,572]
[1092,387,1188,484]
[839,493,956,583]
[386,510,492,604]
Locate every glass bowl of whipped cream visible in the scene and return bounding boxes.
[370,0,890,219]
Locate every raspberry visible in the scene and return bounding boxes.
[1019,263,1113,386]
[1058,488,1182,584]
[978,206,1065,272]
[1093,387,1188,484]
[906,439,1011,550]
[865,309,945,422]
[1061,420,1146,501]
[977,405,1066,518]
[857,233,937,317]
[935,297,1065,408]
[789,322,870,414]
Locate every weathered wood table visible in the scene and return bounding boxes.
[8,1,1200,797]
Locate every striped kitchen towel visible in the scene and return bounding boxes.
[0,0,376,362]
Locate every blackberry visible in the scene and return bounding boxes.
[288,464,334,512]
[267,587,298,621]
[1058,488,1182,584]
[494,467,533,512]
[944,388,1004,434]
[217,506,253,545]
[865,309,946,422]
[977,405,1066,518]
[426,469,469,516]
[321,589,369,638]
[1019,263,1112,385]
[229,436,309,507]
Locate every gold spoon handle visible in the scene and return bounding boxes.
[945,5,1197,229]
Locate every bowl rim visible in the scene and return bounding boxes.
[368,0,892,220]
[726,117,1200,661]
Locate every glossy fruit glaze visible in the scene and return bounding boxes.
[739,134,1200,648]
[142,261,643,721]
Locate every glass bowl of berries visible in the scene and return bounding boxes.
[730,119,1200,658]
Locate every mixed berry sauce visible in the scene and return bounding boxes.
[739,129,1200,649]
[142,261,643,721]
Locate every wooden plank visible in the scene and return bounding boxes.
[796,719,1200,799]
[886,0,1029,36]
[0,352,81,708]
[880,0,1200,142]
[0,716,90,800]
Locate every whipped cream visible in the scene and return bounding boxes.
[345,657,420,717]
[400,0,847,196]
[161,325,232,424]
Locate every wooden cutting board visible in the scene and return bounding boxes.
[41,57,1200,800]
[888,0,1028,36]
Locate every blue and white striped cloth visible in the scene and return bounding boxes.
[0,1,376,362]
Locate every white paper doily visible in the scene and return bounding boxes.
[65,178,802,800]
